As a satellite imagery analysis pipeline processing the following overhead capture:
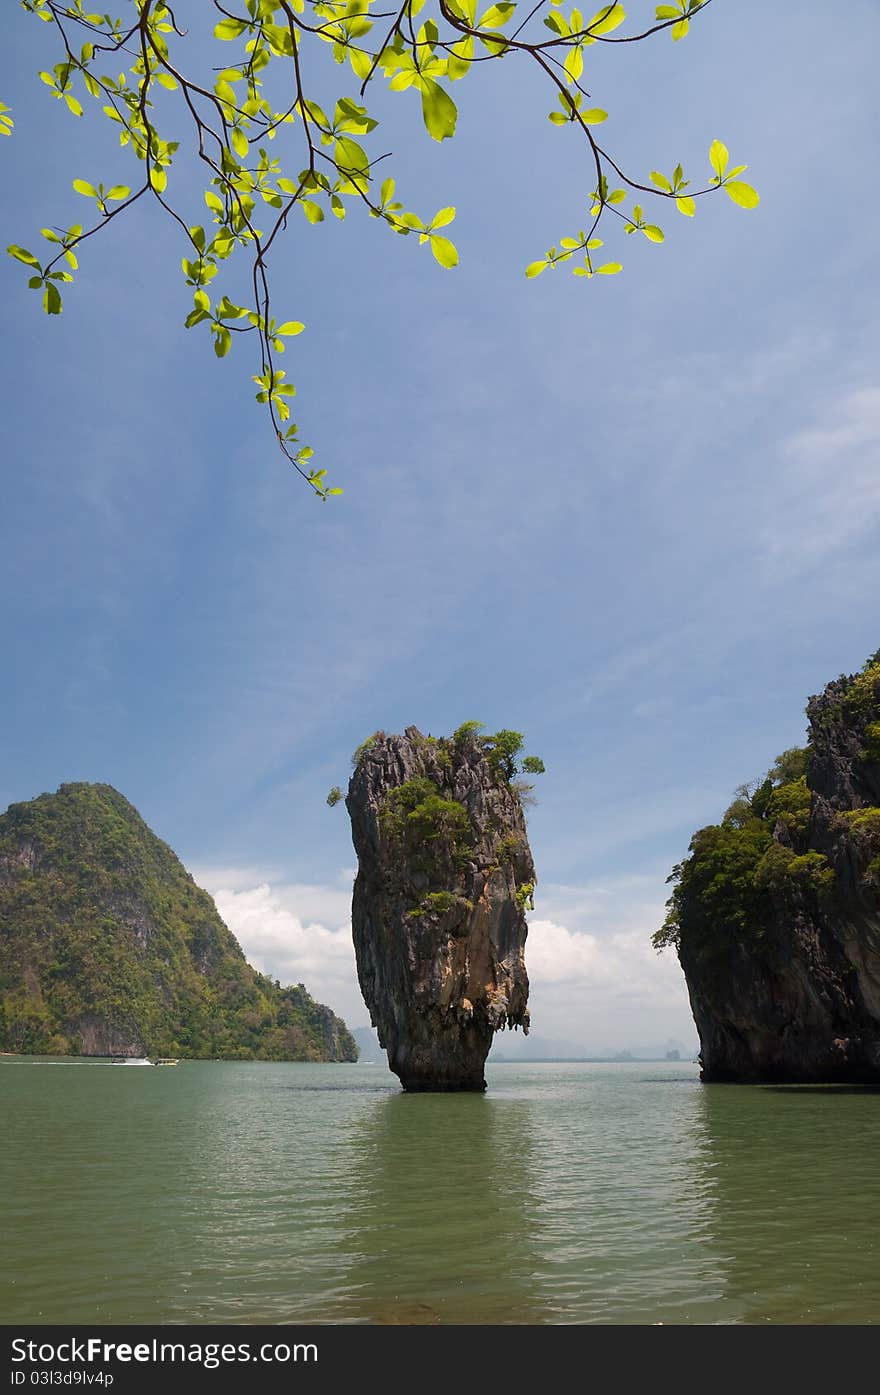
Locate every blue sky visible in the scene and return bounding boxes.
[2,1,879,1051]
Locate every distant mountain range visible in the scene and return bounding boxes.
[0,782,357,1062]
[352,1024,696,1063]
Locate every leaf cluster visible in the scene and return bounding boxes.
[9,0,755,495]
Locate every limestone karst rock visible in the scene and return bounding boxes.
[660,651,880,1081]
[0,782,357,1060]
[346,726,536,1091]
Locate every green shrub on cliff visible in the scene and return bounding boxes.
[451,723,545,784]
[811,653,880,738]
[352,732,385,768]
[657,652,880,957]
[380,777,472,860]
[653,746,832,954]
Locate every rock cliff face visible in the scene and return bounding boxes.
[660,652,880,1081]
[347,727,535,1090]
[0,782,358,1061]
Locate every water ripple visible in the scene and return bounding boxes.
[3,1058,880,1323]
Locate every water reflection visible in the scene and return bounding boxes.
[8,1061,879,1324]
[519,1065,726,1323]
[340,1091,547,1323]
[699,1083,880,1323]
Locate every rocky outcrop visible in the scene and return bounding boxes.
[662,652,880,1081]
[347,727,535,1090]
[0,782,358,1061]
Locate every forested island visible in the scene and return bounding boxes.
[657,650,880,1082]
[0,782,356,1061]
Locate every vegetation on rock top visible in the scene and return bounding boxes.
[655,651,880,958]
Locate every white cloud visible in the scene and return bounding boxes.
[190,868,367,1027]
[521,874,696,1049]
[524,919,694,1050]
[189,864,696,1051]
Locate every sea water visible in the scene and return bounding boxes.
[2,1058,879,1324]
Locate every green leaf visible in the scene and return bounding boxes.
[564,47,583,84]
[335,136,370,177]
[724,180,760,209]
[420,81,457,143]
[150,165,168,193]
[543,11,569,36]
[650,170,671,192]
[675,195,695,216]
[525,260,547,278]
[709,139,729,178]
[349,47,373,81]
[43,281,62,314]
[448,35,473,81]
[478,3,516,25]
[585,3,626,38]
[106,186,130,201]
[642,224,665,242]
[597,262,622,274]
[277,321,305,335]
[672,17,688,39]
[231,127,249,159]
[263,22,294,56]
[8,245,40,268]
[72,179,97,198]
[301,199,324,224]
[214,18,248,39]
[64,94,83,116]
[431,206,456,229]
[430,235,458,268]
[582,108,607,124]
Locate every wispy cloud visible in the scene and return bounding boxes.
[757,385,880,574]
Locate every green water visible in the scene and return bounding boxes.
[2,1058,879,1325]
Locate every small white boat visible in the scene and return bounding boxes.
[110,1057,154,1066]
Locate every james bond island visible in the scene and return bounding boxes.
[656,650,880,1083]
[342,724,543,1092]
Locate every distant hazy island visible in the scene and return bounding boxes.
[0,782,357,1062]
